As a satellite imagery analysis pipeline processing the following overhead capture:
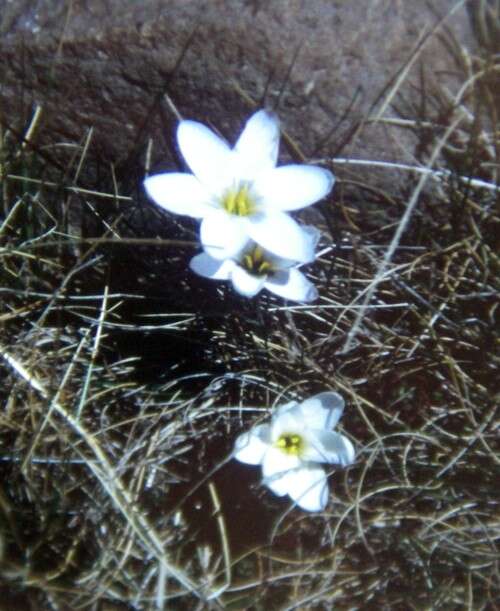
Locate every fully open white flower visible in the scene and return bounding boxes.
[189,227,319,301]
[234,392,355,512]
[144,110,334,262]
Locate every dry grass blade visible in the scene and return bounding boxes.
[1,3,499,609]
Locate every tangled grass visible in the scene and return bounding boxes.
[1,8,499,610]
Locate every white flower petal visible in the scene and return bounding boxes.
[234,109,280,180]
[302,225,321,251]
[270,409,304,441]
[287,466,328,512]
[266,254,295,270]
[299,392,345,430]
[231,266,266,298]
[342,435,356,466]
[262,447,301,496]
[234,424,271,465]
[248,213,316,263]
[272,400,300,420]
[143,173,210,218]
[200,211,250,260]
[263,470,294,497]
[189,253,234,280]
[265,268,318,302]
[254,165,335,211]
[304,431,355,466]
[177,120,234,193]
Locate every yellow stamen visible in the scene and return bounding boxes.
[241,245,274,277]
[276,433,304,456]
[222,184,255,216]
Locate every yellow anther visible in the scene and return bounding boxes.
[258,260,272,274]
[222,184,255,217]
[241,245,274,277]
[243,254,254,269]
[276,433,304,456]
[253,245,264,261]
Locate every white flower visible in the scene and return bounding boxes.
[144,110,334,263]
[189,227,319,301]
[234,392,355,512]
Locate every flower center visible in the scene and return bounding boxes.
[241,245,273,277]
[276,432,305,456]
[222,183,255,217]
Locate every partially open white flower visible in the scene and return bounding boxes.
[144,110,334,262]
[189,227,319,301]
[234,392,355,512]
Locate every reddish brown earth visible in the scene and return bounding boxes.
[0,0,475,192]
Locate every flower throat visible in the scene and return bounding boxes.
[222,184,255,216]
[276,433,304,456]
[241,245,273,277]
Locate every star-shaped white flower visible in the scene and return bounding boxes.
[189,227,319,301]
[234,392,355,512]
[144,110,334,262]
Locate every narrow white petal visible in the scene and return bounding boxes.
[177,120,234,193]
[287,466,328,512]
[231,265,266,298]
[265,268,318,302]
[254,165,335,211]
[338,434,355,466]
[264,254,295,270]
[271,401,301,426]
[234,109,280,180]
[234,424,271,465]
[264,470,295,498]
[143,173,210,218]
[299,392,345,430]
[200,211,250,260]
[189,253,234,280]
[304,431,355,466]
[262,447,301,496]
[274,400,300,418]
[270,410,304,442]
[248,213,316,263]
[302,225,321,251]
